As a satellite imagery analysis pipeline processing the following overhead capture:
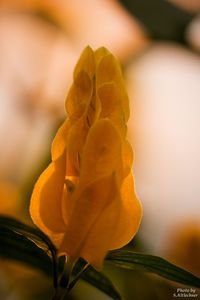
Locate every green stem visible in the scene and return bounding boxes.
[59,256,75,289]
[52,256,75,300]
[67,263,90,292]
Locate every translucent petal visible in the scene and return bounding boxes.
[66,71,93,121]
[67,116,89,175]
[109,172,142,249]
[74,46,95,80]
[85,84,101,127]
[51,119,70,161]
[97,82,119,118]
[59,174,121,270]
[30,154,66,233]
[122,141,134,178]
[80,119,122,186]
[97,82,127,136]
[96,54,130,121]
[96,53,121,86]
[61,175,79,225]
[78,184,122,270]
[94,47,110,66]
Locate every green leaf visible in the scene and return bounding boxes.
[81,267,121,300]
[69,258,121,300]
[1,215,200,298]
[0,215,58,287]
[0,215,57,254]
[106,250,200,288]
[0,215,121,300]
[0,226,53,276]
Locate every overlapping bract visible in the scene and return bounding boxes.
[30,46,142,270]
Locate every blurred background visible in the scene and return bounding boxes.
[0,0,200,299]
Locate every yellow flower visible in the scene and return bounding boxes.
[30,46,142,270]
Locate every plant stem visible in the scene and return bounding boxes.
[52,256,74,300]
[67,263,90,292]
[59,256,74,288]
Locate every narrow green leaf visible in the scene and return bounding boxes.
[0,226,52,276]
[0,216,121,299]
[68,258,90,291]
[0,215,58,287]
[69,258,122,300]
[0,215,56,254]
[106,250,200,288]
[79,266,122,300]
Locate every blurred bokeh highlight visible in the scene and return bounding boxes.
[0,0,200,299]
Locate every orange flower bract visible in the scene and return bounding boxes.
[30,46,142,270]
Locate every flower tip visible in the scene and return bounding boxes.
[74,46,95,80]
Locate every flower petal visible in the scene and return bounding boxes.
[96,53,130,121]
[97,82,127,136]
[51,119,70,161]
[109,172,142,249]
[98,82,119,118]
[59,174,121,270]
[79,119,122,187]
[94,47,110,66]
[122,140,134,177]
[74,46,95,80]
[66,71,93,122]
[30,154,66,233]
[66,116,89,176]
